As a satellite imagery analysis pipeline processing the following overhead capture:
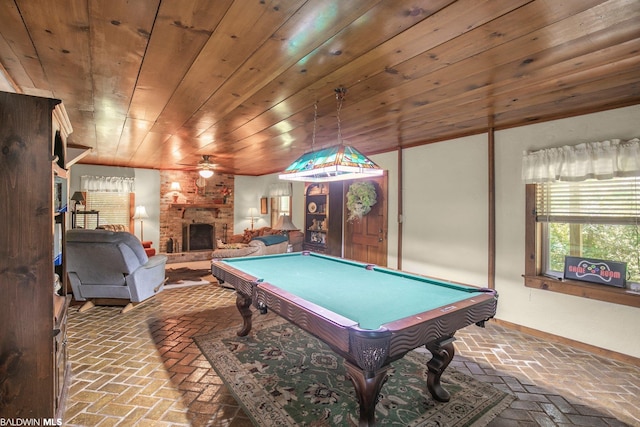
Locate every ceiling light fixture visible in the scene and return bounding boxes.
[279,87,383,182]
[197,155,215,178]
[198,169,214,179]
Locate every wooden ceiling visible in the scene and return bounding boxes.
[1,0,638,176]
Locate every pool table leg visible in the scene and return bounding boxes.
[425,336,456,402]
[344,361,389,427]
[235,292,253,337]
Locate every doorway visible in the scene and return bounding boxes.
[343,174,388,266]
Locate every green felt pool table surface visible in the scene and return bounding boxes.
[220,252,485,330]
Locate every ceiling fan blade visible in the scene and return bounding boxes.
[175,155,217,170]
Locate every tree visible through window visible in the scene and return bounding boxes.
[534,176,640,284]
[546,223,639,282]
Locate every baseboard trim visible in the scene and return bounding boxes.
[492,318,640,366]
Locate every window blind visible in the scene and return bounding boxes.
[536,177,639,225]
[85,192,131,228]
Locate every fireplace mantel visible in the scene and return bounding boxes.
[171,203,230,218]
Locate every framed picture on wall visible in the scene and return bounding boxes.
[260,197,268,214]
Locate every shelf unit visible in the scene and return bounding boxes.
[303,182,344,256]
[52,162,70,420]
[0,91,73,419]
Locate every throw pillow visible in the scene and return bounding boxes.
[242,229,260,243]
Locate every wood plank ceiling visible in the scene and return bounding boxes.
[0,0,638,176]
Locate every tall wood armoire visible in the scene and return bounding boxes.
[0,91,73,419]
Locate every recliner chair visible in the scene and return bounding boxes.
[66,229,167,313]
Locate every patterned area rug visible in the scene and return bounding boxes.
[165,267,217,288]
[194,317,513,426]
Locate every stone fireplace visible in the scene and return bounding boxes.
[159,171,234,261]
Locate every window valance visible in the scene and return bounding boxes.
[81,175,135,193]
[522,138,640,184]
[269,182,292,197]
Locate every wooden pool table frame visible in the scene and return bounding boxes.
[212,253,498,427]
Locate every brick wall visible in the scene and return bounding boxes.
[159,171,234,253]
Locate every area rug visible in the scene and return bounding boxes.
[165,267,217,288]
[194,317,513,426]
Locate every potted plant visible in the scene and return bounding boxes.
[346,181,377,221]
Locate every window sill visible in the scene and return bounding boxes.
[524,275,640,308]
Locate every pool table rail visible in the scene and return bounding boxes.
[212,265,257,297]
[386,292,498,357]
[256,281,360,356]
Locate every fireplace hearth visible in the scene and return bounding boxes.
[183,223,215,252]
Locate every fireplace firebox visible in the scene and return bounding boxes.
[183,223,215,252]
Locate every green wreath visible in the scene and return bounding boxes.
[346,181,377,222]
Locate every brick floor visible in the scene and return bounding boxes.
[63,269,639,426]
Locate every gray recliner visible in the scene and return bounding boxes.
[66,229,167,312]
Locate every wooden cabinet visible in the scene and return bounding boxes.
[0,91,72,419]
[303,182,344,256]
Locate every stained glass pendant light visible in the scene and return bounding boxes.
[279,88,383,182]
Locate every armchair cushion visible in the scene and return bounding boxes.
[66,229,167,305]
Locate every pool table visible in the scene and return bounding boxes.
[211,251,498,426]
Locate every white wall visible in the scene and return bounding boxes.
[132,168,160,246]
[401,134,489,286]
[233,174,305,234]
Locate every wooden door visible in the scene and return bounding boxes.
[344,174,388,266]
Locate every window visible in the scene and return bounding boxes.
[525,180,640,307]
[82,192,132,229]
[536,177,639,282]
[270,196,291,226]
[79,175,135,230]
[522,138,640,307]
[268,182,293,226]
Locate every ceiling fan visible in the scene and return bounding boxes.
[180,155,217,178]
[178,155,217,190]
[196,155,216,178]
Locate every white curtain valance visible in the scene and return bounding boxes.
[522,138,640,184]
[80,175,135,193]
[269,182,292,197]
